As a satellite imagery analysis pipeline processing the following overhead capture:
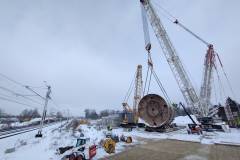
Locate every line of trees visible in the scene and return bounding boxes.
[0,107,64,123]
[18,109,41,122]
[84,109,121,120]
[0,108,14,118]
[83,105,192,120]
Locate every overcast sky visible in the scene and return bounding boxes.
[0,0,239,116]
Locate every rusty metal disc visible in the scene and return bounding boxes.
[138,94,172,127]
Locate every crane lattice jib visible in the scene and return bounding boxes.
[133,65,143,115]
[200,45,215,116]
[140,0,203,116]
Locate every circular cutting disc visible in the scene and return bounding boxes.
[138,94,172,127]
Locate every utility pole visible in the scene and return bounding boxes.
[35,86,51,138]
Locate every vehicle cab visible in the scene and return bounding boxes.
[62,135,96,160]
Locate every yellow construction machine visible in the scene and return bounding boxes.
[121,65,142,128]
[102,138,116,154]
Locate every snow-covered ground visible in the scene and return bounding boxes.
[1,117,240,160]
[0,124,8,129]
[0,121,135,160]
[10,118,43,128]
[0,122,64,160]
[173,115,200,126]
[1,118,55,129]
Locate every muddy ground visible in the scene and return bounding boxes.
[100,139,240,160]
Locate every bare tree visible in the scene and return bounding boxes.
[19,109,41,122]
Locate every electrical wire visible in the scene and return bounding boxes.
[25,86,46,100]
[0,73,25,87]
[0,93,17,100]
[0,86,43,106]
[0,73,64,121]
[0,96,38,109]
[0,72,48,100]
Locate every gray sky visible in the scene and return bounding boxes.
[0,0,239,116]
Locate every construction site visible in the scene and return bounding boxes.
[0,0,240,160]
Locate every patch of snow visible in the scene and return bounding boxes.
[0,122,64,160]
[0,124,8,129]
[173,115,200,126]
[10,118,41,128]
[181,154,207,160]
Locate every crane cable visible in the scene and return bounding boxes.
[214,65,226,101]
[216,53,236,99]
[143,63,150,95]
[143,51,173,105]
[147,67,153,94]
[141,2,152,96]
[152,0,236,100]
[143,52,153,96]
[152,0,210,47]
[123,70,136,103]
[141,2,172,105]
[152,70,172,105]
[212,73,218,104]
[151,0,176,22]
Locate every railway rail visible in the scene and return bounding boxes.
[0,121,63,139]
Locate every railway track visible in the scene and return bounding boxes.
[0,122,61,139]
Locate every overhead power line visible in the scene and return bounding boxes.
[0,86,43,106]
[0,72,47,99]
[0,73,25,87]
[0,96,38,109]
[0,72,62,113]
[0,72,49,101]
[25,86,46,100]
